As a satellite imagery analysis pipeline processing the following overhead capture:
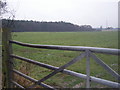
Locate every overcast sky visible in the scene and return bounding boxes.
[6,0,119,28]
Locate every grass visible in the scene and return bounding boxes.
[12,31,118,48]
[12,31,119,88]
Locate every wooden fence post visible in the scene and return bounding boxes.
[0,20,2,89]
[2,28,13,88]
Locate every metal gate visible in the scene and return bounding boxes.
[2,29,120,89]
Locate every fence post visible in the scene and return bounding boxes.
[2,28,13,88]
[0,19,2,89]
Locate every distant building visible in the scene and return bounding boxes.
[100,26,102,30]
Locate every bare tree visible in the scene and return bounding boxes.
[0,0,15,19]
[0,0,7,31]
[0,1,7,15]
[0,0,15,29]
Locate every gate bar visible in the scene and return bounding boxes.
[12,69,55,89]
[90,52,120,79]
[28,52,86,88]
[86,50,91,88]
[11,80,25,89]
[10,40,120,55]
[11,54,120,88]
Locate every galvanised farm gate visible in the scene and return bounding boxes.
[2,29,120,89]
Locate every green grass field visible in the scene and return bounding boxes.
[12,31,119,88]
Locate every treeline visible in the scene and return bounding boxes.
[2,19,100,32]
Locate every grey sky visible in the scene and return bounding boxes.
[6,0,119,28]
